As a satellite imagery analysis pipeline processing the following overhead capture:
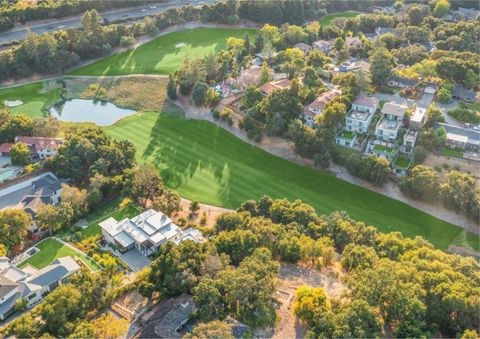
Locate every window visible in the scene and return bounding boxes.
[28,293,36,300]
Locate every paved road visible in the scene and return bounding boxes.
[0,0,216,44]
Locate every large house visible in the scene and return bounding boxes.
[312,39,334,53]
[345,36,362,50]
[293,42,312,53]
[0,256,79,321]
[346,94,378,133]
[387,76,418,89]
[0,137,63,159]
[410,106,426,131]
[259,79,291,96]
[455,7,479,20]
[304,89,342,127]
[375,102,407,142]
[100,209,204,256]
[452,85,478,103]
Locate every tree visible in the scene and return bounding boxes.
[190,200,200,215]
[334,300,384,338]
[126,164,164,208]
[433,0,450,17]
[437,85,453,104]
[60,184,88,218]
[92,313,129,339]
[319,102,346,130]
[215,229,259,265]
[440,170,479,220]
[293,286,330,326]
[5,313,39,338]
[369,47,394,85]
[152,189,181,216]
[167,75,177,100]
[0,209,31,250]
[9,142,31,166]
[32,116,61,137]
[241,86,263,109]
[184,321,233,339]
[191,81,209,106]
[407,5,424,25]
[341,244,379,271]
[260,86,302,136]
[259,62,271,85]
[36,203,74,235]
[400,165,440,202]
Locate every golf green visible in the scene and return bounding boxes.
[71,28,257,76]
[0,81,61,118]
[105,111,479,250]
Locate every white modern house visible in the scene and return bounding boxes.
[375,102,407,142]
[0,256,79,321]
[100,209,203,256]
[345,94,378,133]
[410,106,426,131]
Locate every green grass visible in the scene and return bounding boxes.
[104,111,479,250]
[319,11,360,26]
[0,81,61,118]
[443,148,464,158]
[373,144,394,153]
[71,28,257,76]
[338,130,355,140]
[80,204,141,239]
[18,238,100,271]
[394,156,410,168]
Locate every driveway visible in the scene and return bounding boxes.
[375,92,434,109]
[117,249,151,272]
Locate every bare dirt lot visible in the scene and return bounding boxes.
[255,263,347,339]
[423,154,479,183]
[174,198,233,229]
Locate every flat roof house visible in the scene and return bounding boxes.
[435,122,480,151]
[100,209,204,256]
[313,39,334,53]
[0,256,79,321]
[304,89,342,127]
[375,102,407,142]
[410,106,426,131]
[346,93,379,134]
[259,79,291,96]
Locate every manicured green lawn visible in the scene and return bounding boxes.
[0,81,61,118]
[443,148,464,158]
[319,11,360,26]
[80,204,141,239]
[373,144,394,153]
[71,28,257,76]
[18,238,100,271]
[105,111,479,250]
[394,156,410,169]
[338,130,355,140]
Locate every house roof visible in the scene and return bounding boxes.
[293,42,312,51]
[436,122,480,147]
[259,79,291,96]
[389,76,418,87]
[225,316,250,339]
[0,143,12,153]
[140,294,196,338]
[381,102,407,117]
[353,93,378,109]
[26,256,79,288]
[452,85,477,101]
[313,39,333,50]
[0,275,17,299]
[345,36,362,48]
[307,89,342,111]
[32,174,62,195]
[15,136,63,154]
[457,7,479,19]
[411,107,426,124]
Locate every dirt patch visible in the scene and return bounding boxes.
[63,75,168,112]
[173,198,233,229]
[255,263,347,339]
[423,153,479,183]
[112,288,150,321]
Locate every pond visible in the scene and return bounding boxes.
[49,99,136,126]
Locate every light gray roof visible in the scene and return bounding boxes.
[381,102,407,117]
[26,256,79,288]
[0,276,17,299]
[436,122,480,146]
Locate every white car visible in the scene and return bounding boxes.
[150,6,157,9]
[141,9,147,12]
[474,125,480,131]
[57,25,65,29]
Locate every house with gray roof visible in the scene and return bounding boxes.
[435,122,480,151]
[456,7,479,20]
[0,256,79,321]
[452,85,478,103]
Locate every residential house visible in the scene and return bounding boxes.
[375,27,394,37]
[400,129,418,155]
[254,51,278,64]
[410,106,426,131]
[372,6,394,14]
[345,94,378,133]
[375,102,407,142]
[259,79,291,96]
[225,316,250,339]
[452,85,478,103]
[387,76,418,89]
[420,41,436,53]
[345,36,363,50]
[350,59,370,73]
[139,294,196,338]
[0,256,79,321]
[313,39,334,53]
[304,89,342,127]
[456,7,479,20]
[293,42,312,53]
[100,209,204,256]
[0,137,63,160]
[435,122,480,151]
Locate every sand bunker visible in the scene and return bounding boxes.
[4,100,23,107]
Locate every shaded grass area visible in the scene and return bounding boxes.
[71,28,257,76]
[0,81,62,118]
[18,238,100,271]
[443,148,464,159]
[80,204,141,239]
[105,111,479,250]
[319,11,360,26]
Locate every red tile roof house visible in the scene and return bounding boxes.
[0,137,64,159]
[259,79,291,96]
[303,89,342,127]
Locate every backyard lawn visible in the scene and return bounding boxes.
[105,111,479,250]
[71,28,257,76]
[319,11,360,26]
[18,238,100,271]
[0,81,61,118]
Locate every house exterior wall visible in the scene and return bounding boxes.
[375,126,399,141]
[346,115,372,133]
